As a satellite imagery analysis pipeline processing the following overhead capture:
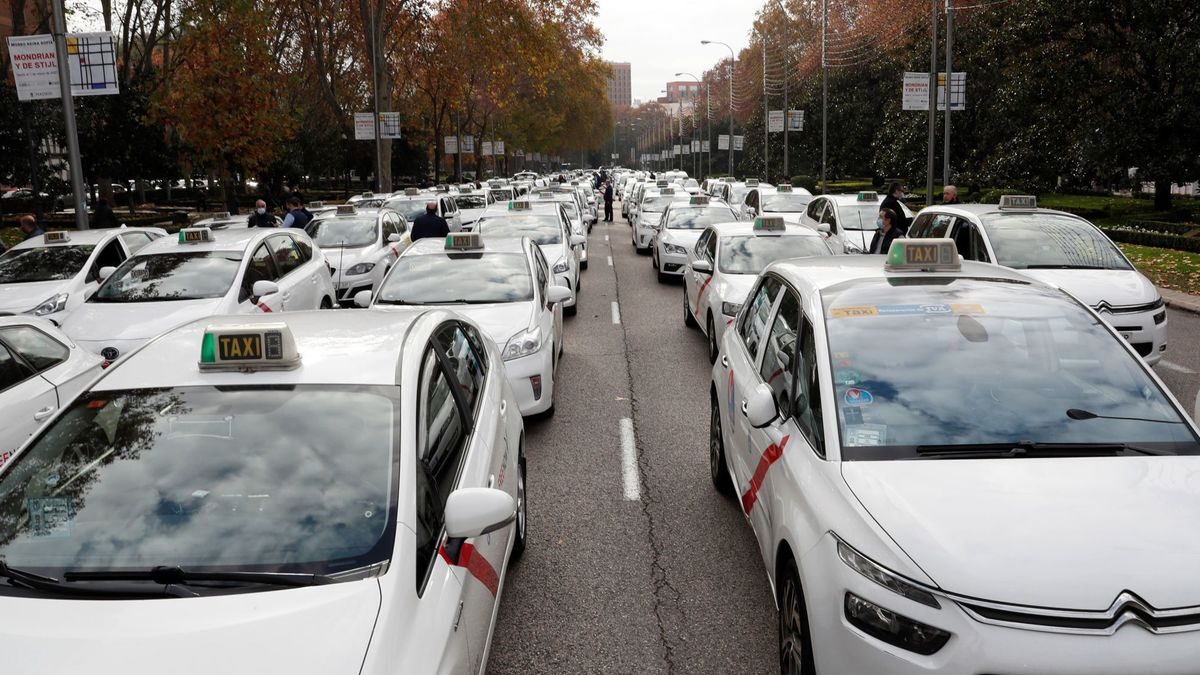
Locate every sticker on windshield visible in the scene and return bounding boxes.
[28,497,74,538]
[830,305,878,318]
[844,424,887,446]
[831,303,986,319]
[844,388,874,406]
[834,369,861,386]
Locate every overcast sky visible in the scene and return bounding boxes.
[595,0,760,103]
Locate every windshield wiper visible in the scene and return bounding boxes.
[0,560,62,591]
[0,560,193,597]
[64,565,334,587]
[914,440,1172,458]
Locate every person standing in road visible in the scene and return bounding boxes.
[280,198,311,229]
[881,182,910,233]
[247,199,276,228]
[411,201,450,242]
[91,198,119,228]
[867,209,903,254]
[603,181,614,222]
[19,214,44,240]
[942,185,959,205]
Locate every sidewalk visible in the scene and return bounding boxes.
[1161,287,1200,315]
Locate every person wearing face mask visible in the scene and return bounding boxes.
[867,208,903,254]
[247,199,276,227]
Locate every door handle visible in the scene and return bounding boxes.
[487,474,496,488]
[740,401,748,416]
[721,355,729,369]
[500,400,507,416]
[34,406,55,421]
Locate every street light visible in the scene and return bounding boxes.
[675,71,703,178]
[701,40,735,177]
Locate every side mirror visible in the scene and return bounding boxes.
[387,233,401,243]
[546,285,573,305]
[817,223,832,235]
[746,382,779,428]
[692,259,713,274]
[354,290,373,308]
[98,266,116,281]
[569,234,586,246]
[444,488,516,539]
[252,280,279,298]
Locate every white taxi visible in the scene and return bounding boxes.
[347,191,392,209]
[801,191,916,253]
[528,189,590,268]
[684,217,833,363]
[0,312,527,675]
[0,228,165,320]
[710,239,1200,675]
[360,232,571,416]
[383,192,463,232]
[306,205,408,307]
[0,315,102,467]
[632,187,689,252]
[741,183,814,223]
[59,227,335,362]
[650,195,738,282]
[476,202,585,315]
[452,190,495,230]
[908,195,1168,364]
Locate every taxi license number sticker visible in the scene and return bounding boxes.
[218,333,264,360]
[834,369,861,386]
[844,388,874,406]
[28,497,74,538]
[844,424,888,446]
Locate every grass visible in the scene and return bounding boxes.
[1036,193,1153,216]
[1120,243,1200,295]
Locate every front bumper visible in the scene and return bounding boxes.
[504,346,555,415]
[1096,306,1168,365]
[656,246,687,275]
[635,225,655,249]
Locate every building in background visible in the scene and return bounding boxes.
[606,61,631,108]
[663,81,700,113]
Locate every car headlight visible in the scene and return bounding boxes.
[663,243,687,255]
[552,259,569,274]
[502,327,542,361]
[346,262,376,276]
[837,539,939,608]
[28,292,69,316]
[721,301,742,317]
[844,593,951,655]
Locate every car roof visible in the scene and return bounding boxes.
[918,204,1084,223]
[10,228,155,250]
[96,309,432,390]
[823,193,890,205]
[312,207,383,220]
[768,255,1045,293]
[405,236,528,256]
[708,221,823,237]
[138,227,273,254]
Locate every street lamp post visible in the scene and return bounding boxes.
[676,71,704,180]
[701,40,735,177]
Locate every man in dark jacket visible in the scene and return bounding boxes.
[247,199,276,227]
[603,181,614,222]
[868,208,903,254]
[880,182,909,233]
[19,214,44,240]
[281,198,311,229]
[411,202,450,241]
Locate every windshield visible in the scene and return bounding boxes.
[488,189,514,202]
[641,196,681,213]
[718,235,831,273]
[0,245,95,283]
[822,279,1199,459]
[666,206,737,230]
[837,203,885,230]
[762,194,813,213]
[306,217,378,248]
[454,195,488,210]
[94,252,242,302]
[684,179,699,188]
[384,199,429,221]
[982,214,1131,270]
[0,386,397,582]
[477,215,562,245]
[376,253,532,305]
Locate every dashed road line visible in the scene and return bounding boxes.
[1160,360,1196,375]
[619,417,641,501]
[611,301,621,324]
[608,255,614,267]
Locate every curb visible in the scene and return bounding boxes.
[1161,288,1200,315]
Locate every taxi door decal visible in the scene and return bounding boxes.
[439,542,499,596]
[741,435,790,515]
[256,301,273,313]
[694,275,714,318]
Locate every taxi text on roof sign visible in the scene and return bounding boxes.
[336,204,357,215]
[777,184,793,192]
[999,195,1037,211]
[753,216,786,232]
[43,231,70,243]
[405,187,421,196]
[689,196,710,205]
[178,227,213,243]
[746,178,760,187]
[508,200,532,211]
[884,238,961,273]
[857,191,879,202]
[446,232,484,251]
[199,322,300,371]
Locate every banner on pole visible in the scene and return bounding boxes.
[8,32,120,101]
[787,110,804,131]
[378,113,401,138]
[718,134,730,151]
[482,141,493,156]
[444,136,458,154]
[733,135,745,151]
[768,110,785,133]
[355,113,376,140]
[496,141,505,155]
[903,72,966,111]
[462,135,475,153]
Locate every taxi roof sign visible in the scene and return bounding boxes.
[404,187,421,196]
[538,192,556,199]
[753,216,786,232]
[446,232,484,251]
[436,184,450,192]
[43,230,70,243]
[745,178,760,187]
[336,205,357,215]
[199,322,300,372]
[656,180,670,188]
[178,227,214,244]
[689,195,710,205]
[361,191,374,198]
[508,200,532,210]
[658,188,676,195]
[857,191,879,202]
[308,201,324,208]
[998,195,1037,211]
[722,177,736,183]
[885,238,961,273]
[777,184,793,193]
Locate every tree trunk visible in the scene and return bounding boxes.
[1154,179,1172,212]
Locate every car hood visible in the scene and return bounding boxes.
[1017,268,1159,309]
[714,274,757,306]
[663,230,704,248]
[62,298,226,341]
[0,279,72,313]
[453,302,536,345]
[326,246,374,272]
[842,458,1200,610]
[538,244,567,268]
[0,581,381,674]
[761,211,805,224]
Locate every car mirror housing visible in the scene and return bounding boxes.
[546,285,573,304]
[692,260,713,274]
[445,488,517,539]
[747,382,779,428]
[353,290,372,308]
[252,280,279,298]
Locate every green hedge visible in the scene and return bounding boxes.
[1102,227,1200,254]
[789,175,817,192]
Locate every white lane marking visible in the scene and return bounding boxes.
[619,417,641,501]
[605,235,610,242]
[1194,388,1200,424]
[611,301,621,324]
[607,255,613,267]
[1160,360,1196,375]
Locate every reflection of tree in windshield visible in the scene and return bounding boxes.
[0,246,95,283]
[96,253,241,302]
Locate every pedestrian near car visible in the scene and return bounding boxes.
[247,199,276,228]
[91,199,119,229]
[411,202,450,242]
[603,181,614,222]
[881,182,910,233]
[280,198,311,229]
[942,185,959,205]
[867,208,903,254]
[18,214,44,241]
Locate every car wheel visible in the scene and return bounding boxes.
[320,297,333,309]
[510,445,528,561]
[657,270,670,283]
[707,314,719,364]
[710,396,734,496]
[778,557,816,675]
[564,301,577,317]
[684,290,698,328]
[581,259,589,270]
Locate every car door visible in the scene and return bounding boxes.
[743,189,759,219]
[722,274,784,494]
[687,228,714,324]
[265,234,313,309]
[532,246,560,351]
[0,338,58,466]
[240,242,284,312]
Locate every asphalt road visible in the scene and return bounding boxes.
[489,205,777,674]
[1155,309,1200,422]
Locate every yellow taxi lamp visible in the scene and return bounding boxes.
[999,195,1038,211]
[43,231,70,244]
[445,232,484,251]
[178,227,214,244]
[857,191,879,202]
[753,216,786,233]
[199,322,300,371]
[885,238,961,273]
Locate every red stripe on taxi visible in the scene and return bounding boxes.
[741,435,791,515]
[439,542,500,596]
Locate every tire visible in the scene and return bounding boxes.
[684,290,698,328]
[778,557,816,675]
[657,270,670,284]
[707,314,719,364]
[509,445,528,561]
[320,297,333,309]
[710,396,734,496]
[581,259,589,270]
[564,302,577,317]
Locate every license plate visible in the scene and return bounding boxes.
[217,333,263,360]
[1120,331,1133,341]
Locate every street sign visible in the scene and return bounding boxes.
[482,141,493,156]
[444,136,458,154]
[718,134,730,151]
[733,135,744,151]
[378,112,401,139]
[8,32,120,101]
[682,143,690,156]
[691,140,700,152]
[903,72,966,111]
[611,153,619,159]
[703,140,711,153]
[787,110,804,131]
[768,110,785,133]
[496,141,505,155]
[355,112,401,140]
[463,135,475,153]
